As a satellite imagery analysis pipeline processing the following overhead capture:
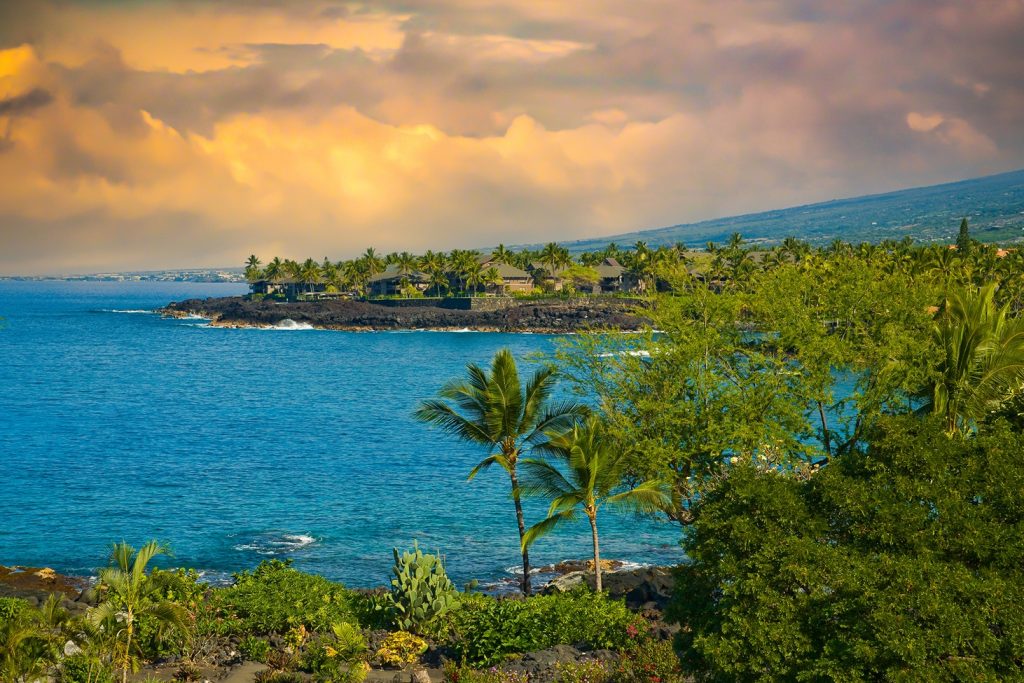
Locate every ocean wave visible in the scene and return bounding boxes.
[267,319,316,331]
[107,309,155,314]
[232,532,319,556]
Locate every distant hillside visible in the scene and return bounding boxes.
[536,168,1024,253]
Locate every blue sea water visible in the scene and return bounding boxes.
[0,281,681,588]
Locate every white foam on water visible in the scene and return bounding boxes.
[269,319,315,330]
[109,309,154,314]
[597,349,651,358]
[232,532,319,555]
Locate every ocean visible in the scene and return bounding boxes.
[0,280,680,588]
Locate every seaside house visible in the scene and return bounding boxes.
[250,277,332,300]
[368,265,431,297]
[477,256,534,294]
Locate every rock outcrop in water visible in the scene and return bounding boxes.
[160,296,647,332]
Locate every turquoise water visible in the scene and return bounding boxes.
[0,281,680,588]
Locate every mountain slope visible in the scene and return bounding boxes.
[539,168,1024,253]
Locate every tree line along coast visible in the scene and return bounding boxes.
[6,219,1024,681]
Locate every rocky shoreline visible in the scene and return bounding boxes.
[159,296,647,333]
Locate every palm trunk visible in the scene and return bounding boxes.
[122,617,133,683]
[588,512,602,592]
[509,468,532,596]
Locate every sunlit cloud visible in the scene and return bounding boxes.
[0,0,1022,274]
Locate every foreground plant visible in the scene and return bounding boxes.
[89,541,187,683]
[415,348,586,595]
[387,541,459,635]
[521,416,669,591]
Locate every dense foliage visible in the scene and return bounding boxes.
[450,590,643,666]
[670,416,1024,681]
[214,559,358,634]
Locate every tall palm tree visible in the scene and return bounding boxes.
[299,258,321,294]
[89,541,187,683]
[520,416,668,591]
[264,257,284,284]
[414,349,587,595]
[491,244,511,265]
[921,284,1024,434]
[465,261,484,296]
[361,248,385,280]
[483,266,503,295]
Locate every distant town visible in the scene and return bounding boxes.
[0,268,246,283]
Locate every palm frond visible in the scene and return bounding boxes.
[519,458,576,500]
[467,453,512,480]
[415,400,493,445]
[522,509,578,550]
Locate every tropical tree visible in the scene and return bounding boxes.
[0,601,50,683]
[244,255,263,283]
[89,541,187,683]
[264,257,284,285]
[520,416,669,591]
[414,349,586,595]
[482,266,503,294]
[361,248,385,281]
[920,283,1024,434]
[491,244,512,265]
[299,258,321,294]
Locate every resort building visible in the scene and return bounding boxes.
[367,266,431,297]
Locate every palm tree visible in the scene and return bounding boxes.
[299,258,321,294]
[244,255,263,283]
[483,266,503,295]
[465,261,484,296]
[520,416,668,591]
[491,244,511,265]
[361,248,385,281]
[921,284,1024,434]
[264,257,284,284]
[414,349,586,595]
[89,541,187,683]
[0,603,49,683]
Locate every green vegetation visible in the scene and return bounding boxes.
[449,590,643,667]
[13,220,1024,679]
[520,415,669,591]
[414,348,587,595]
[214,559,357,634]
[386,542,459,635]
[671,415,1024,680]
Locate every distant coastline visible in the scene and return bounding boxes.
[160,295,647,333]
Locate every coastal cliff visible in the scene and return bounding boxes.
[160,296,647,332]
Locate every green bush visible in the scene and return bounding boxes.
[387,541,459,635]
[553,659,610,683]
[670,416,1024,680]
[614,638,684,683]
[215,560,357,634]
[442,661,529,683]
[58,655,116,683]
[239,636,272,663]
[449,590,643,667]
[0,597,26,621]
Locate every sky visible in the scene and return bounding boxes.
[0,1,1022,275]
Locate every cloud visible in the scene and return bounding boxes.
[0,0,1022,274]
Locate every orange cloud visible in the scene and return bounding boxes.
[0,1,1022,275]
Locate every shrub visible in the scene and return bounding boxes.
[255,672,303,683]
[215,560,357,634]
[554,660,610,683]
[239,636,271,663]
[614,638,684,683]
[387,541,459,635]
[0,597,26,621]
[449,590,643,667]
[58,655,116,683]
[374,631,428,668]
[670,416,1024,680]
[442,661,529,683]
